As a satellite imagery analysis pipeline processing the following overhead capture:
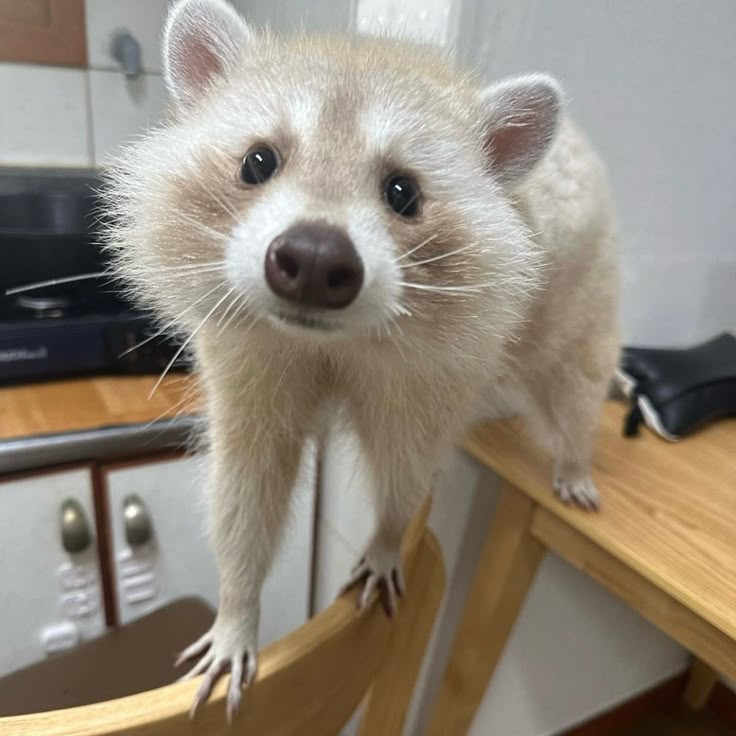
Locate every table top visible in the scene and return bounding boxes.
[465,402,736,642]
[0,375,200,442]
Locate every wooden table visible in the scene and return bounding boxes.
[0,375,199,441]
[427,402,736,734]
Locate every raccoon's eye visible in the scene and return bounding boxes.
[240,145,279,185]
[384,175,421,218]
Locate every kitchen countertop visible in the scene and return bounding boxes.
[0,375,202,474]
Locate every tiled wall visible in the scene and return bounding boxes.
[0,0,351,168]
[0,0,170,167]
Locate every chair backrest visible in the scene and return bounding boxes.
[0,506,444,736]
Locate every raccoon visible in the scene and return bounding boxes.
[103,0,619,717]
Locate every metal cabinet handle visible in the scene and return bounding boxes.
[123,494,153,547]
[60,499,91,554]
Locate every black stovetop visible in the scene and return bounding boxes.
[0,167,186,384]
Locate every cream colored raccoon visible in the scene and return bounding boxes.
[103,0,618,717]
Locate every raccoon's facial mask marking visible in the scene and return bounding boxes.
[159,1,561,343]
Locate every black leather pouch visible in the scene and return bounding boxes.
[616,332,736,440]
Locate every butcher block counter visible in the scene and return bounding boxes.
[0,375,201,473]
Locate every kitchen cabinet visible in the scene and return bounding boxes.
[102,448,317,647]
[0,466,106,677]
[0,443,317,680]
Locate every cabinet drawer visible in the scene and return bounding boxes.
[0,466,105,676]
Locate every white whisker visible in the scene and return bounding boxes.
[227,295,259,332]
[148,287,235,400]
[396,234,439,262]
[6,260,227,298]
[5,272,107,296]
[177,211,229,241]
[119,281,224,357]
[400,243,475,269]
[158,260,226,273]
[217,290,244,328]
[140,390,199,433]
[399,281,492,294]
[392,303,413,317]
[199,179,239,222]
[385,318,409,363]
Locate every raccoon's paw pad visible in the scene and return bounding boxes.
[175,619,258,722]
[553,473,600,511]
[340,540,405,617]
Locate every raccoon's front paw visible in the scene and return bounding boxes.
[176,613,258,722]
[341,535,405,617]
[553,465,600,511]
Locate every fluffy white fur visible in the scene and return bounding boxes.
[102,0,619,718]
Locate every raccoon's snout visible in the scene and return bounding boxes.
[264,222,364,310]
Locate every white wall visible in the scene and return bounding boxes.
[356,0,456,43]
[456,0,736,347]
[235,0,352,32]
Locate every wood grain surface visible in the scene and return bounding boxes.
[0,375,200,442]
[464,402,736,643]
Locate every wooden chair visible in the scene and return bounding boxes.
[0,504,444,736]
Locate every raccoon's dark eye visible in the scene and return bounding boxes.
[240,145,279,185]
[384,175,421,218]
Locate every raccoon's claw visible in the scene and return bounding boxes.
[553,472,600,510]
[340,538,405,617]
[175,618,258,722]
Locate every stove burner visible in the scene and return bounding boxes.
[15,294,71,318]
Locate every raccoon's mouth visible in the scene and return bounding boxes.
[271,310,342,332]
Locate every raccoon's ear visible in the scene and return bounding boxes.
[478,74,562,186]
[163,0,251,111]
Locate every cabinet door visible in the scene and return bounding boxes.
[0,466,106,677]
[104,450,316,647]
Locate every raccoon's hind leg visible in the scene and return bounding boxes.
[526,338,617,510]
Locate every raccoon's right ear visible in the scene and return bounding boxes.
[477,74,562,186]
[163,0,251,112]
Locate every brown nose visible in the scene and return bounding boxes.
[264,222,364,309]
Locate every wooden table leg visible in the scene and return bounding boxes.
[682,657,720,710]
[426,482,545,736]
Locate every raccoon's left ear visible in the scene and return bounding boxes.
[163,0,252,112]
[478,74,562,186]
